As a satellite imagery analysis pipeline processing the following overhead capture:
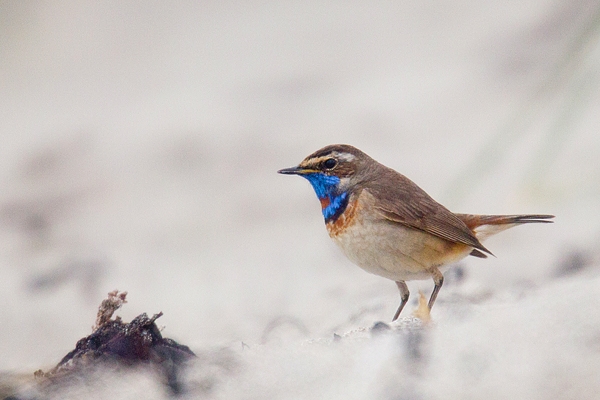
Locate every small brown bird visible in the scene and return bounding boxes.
[279,144,554,321]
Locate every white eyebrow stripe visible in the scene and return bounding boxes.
[333,152,355,162]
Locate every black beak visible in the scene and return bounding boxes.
[278,166,305,175]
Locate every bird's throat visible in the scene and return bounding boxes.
[320,192,349,222]
[303,173,349,223]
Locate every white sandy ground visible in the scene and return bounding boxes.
[1,1,600,399]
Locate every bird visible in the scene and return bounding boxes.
[278,144,554,321]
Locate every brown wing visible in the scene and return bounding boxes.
[364,167,492,256]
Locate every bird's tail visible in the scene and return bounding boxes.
[457,214,554,255]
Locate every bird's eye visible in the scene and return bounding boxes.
[323,158,337,170]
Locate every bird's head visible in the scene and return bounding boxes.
[278,144,372,221]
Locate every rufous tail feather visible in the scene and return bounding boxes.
[458,214,554,258]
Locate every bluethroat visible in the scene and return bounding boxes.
[278,144,554,321]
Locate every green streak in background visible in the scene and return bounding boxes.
[444,4,600,205]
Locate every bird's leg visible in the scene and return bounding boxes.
[428,267,444,310]
[392,281,410,321]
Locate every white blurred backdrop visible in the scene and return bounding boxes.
[1,1,599,399]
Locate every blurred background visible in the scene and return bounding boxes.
[1,1,599,398]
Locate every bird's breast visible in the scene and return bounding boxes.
[326,196,360,237]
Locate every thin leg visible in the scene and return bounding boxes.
[428,267,444,310]
[392,281,410,321]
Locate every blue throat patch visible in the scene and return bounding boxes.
[302,173,349,222]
